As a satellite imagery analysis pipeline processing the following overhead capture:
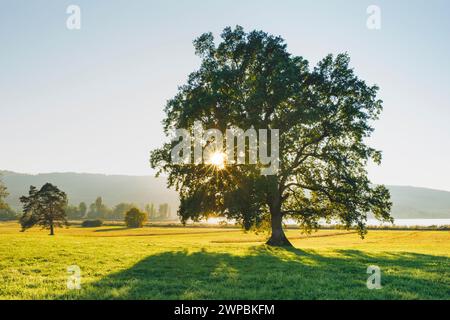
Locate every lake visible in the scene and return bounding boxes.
[285,218,450,227]
[365,218,450,227]
[205,217,450,226]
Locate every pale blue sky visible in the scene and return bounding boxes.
[1,0,449,190]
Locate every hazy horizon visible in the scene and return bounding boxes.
[3,169,450,193]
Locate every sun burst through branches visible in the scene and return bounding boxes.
[208,151,226,170]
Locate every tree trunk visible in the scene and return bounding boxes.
[266,206,292,247]
[49,223,54,236]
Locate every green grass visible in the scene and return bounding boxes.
[0,222,448,299]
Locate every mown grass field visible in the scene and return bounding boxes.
[0,222,448,300]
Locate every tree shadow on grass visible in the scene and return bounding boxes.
[64,246,449,300]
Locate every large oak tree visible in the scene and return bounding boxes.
[151,26,392,246]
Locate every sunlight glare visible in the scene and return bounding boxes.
[209,151,226,170]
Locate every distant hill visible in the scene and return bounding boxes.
[1,171,450,219]
[386,185,450,218]
[0,171,179,216]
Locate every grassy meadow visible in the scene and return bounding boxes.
[0,221,448,300]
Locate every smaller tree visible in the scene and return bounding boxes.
[66,202,88,220]
[66,205,80,220]
[0,175,9,205]
[78,202,87,218]
[0,175,17,221]
[0,207,17,221]
[19,183,68,235]
[124,207,147,228]
[145,203,156,219]
[158,203,170,219]
[87,196,111,219]
[111,202,136,220]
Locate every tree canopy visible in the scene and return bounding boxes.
[151,26,392,246]
[125,207,148,228]
[87,196,111,219]
[19,183,68,235]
